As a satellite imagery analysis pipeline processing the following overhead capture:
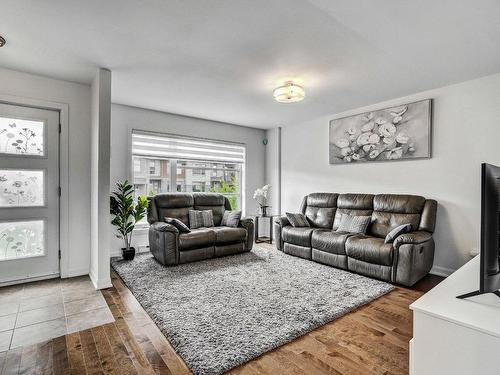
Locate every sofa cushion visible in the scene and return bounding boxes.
[221,210,242,227]
[286,212,310,227]
[311,229,353,255]
[211,227,247,245]
[179,228,215,251]
[385,223,412,243]
[164,217,191,233]
[336,214,371,234]
[369,194,426,238]
[302,193,338,228]
[333,194,374,229]
[189,210,214,229]
[345,235,394,266]
[152,193,194,226]
[193,193,227,226]
[282,226,315,247]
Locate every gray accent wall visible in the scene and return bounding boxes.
[278,73,500,275]
[110,104,266,254]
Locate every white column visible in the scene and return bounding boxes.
[90,68,112,289]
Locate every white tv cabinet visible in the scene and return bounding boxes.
[410,256,500,375]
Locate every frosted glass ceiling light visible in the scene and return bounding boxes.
[273,81,305,103]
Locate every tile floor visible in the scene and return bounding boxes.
[0,276,114,351]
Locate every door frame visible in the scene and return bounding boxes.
[0,93,70,281]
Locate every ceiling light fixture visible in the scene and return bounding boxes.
[0,35,5,47]
[273,81,305,103]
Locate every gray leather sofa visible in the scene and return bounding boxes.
[275,193,437,286]
[148,193,254,265]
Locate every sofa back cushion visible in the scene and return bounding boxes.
[301,193,338,228]
[148,193,194,226]
[368,194,426,238]
[148,192,229,227]
[193,193,228,226]
[333,194,374,230]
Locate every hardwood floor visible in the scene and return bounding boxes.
[0,244,443,375]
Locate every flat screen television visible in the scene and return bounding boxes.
[457,163,500,299]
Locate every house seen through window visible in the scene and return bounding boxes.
[131,131,245,214]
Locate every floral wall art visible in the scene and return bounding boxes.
[329,99,431,164]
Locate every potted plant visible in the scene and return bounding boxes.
[110,180,148,260]
[253,184,271,216]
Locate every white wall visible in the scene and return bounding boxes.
[110,104,266,255]
[90,69,112,289]
[0,68,92,277]
[279,73,500,274]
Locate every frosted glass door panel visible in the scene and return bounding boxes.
[0,220,45,261]
[0,116,45,156]
[0,103,59,283]
[0,169,44,207]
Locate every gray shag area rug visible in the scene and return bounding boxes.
[111,247,394,375]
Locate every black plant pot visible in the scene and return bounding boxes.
[122,247,136,260]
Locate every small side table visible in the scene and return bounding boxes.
[253,214,279,244]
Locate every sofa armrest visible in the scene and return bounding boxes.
[274,216,290,227]
[239,217,254,251]
[273,215,290,251]
[393,231,435,286]
[149,222,179,265]
[150,221,179,234]
[393,231,432,248]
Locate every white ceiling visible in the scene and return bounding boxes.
[1,0,500,128]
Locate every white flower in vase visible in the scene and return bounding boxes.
[254,184,271,215]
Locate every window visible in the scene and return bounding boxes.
[131,131,245,212]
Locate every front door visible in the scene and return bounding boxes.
[0,103,60,284]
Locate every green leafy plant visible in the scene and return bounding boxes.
[210,176,239,209]
[110,180,148,250]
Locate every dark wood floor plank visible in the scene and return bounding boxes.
[106,285,156,375]
[112,315,155,375]
[66,333,86,375]
[102,323,137,375]
[1,347,22,375]
[52,335,69,375]
[141,323,190,375]
[18,344,37,375]
[36,341,54,375]
[91,325,119,375]
[80,329,104,375]
[122,319,171,375]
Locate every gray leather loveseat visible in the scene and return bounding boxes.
[275,193,437,286]
[148,193,254,265]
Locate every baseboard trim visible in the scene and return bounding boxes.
[89,270,112,290]
[430,265,455,277]
[60,267,90,279]
[0,272,60,287]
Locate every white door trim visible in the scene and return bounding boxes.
[0,93,70,278]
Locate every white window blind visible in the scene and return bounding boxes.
[132,131,245,163]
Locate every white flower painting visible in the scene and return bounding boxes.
[329,99,431,164]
